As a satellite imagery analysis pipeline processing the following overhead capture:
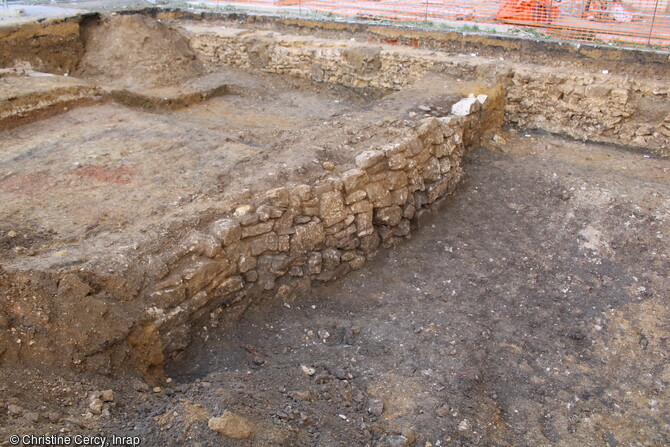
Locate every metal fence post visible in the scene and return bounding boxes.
[647,0,660,47]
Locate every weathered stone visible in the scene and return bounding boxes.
[319,191,346,227]
[306,251,322,275]
[359,232,380,255]
[152,272,182,292]
[610,88,629,104]
[378,140,402,155]
[294,215,312,225]
[241,221,274,239]
[182,231,221,258]
[213,276,244,296]
[365,182,393,207]
[88,394,103,415]
[414,190,428,209]
[387,170,408,190]
[387,435,410,447]
[355,150,384,169]
[392,219,411,237]
[259,254,291,276]
[451,97,480,116]
[322,247,341,270]
[476,94,489,108]
[341,250,357,262]
[238,254,257,273]
[439,157,452,173]
[366,159,389,174]
[388,153,407,170]
[233,205,252,217]
[278,235,290,252]
[348,254,366,270]
[422,157,441,183]
[345,189,367,205]
[392,188,409,206]
[325,220,348,235]
[249,233,278,256]
[275,208,297,235]
[427,176,453,203]
[341,168,369,192]
[238,213,259,227]
[368,399,384,416]
[267,187,291,208]
[183,259,232,292]
[403,203,416,220]
[256,204,283,221]
[148,285,186,309]
[101,390,115,402]
[411,148,432,166]
[585,83,611,98]
[367,172,388,183]
[314,176,343,194]
[374,206,403,226]
[223,241,250,265]
[438,115,460,136]
[316,262,350,282]
[243,270,258,283]
[289,266,303,277]
[405,138,423,156]
[418,117,443,145]
[208,411,252,439]
[355,211,374,236]
[210,219,241,246]
[350,199,373,214]
[291,222,325,252]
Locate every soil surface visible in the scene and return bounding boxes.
[1,134,668,446]
[76,15,205,89]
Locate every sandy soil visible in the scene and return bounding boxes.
[1,134,668,446]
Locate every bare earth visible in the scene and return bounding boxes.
[1,134,668,446]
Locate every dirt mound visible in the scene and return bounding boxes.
[76,14,204,88]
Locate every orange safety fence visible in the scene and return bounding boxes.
[217,0,670,48]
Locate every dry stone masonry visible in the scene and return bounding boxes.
[187,24,669,155]
[135,96,488,380]
[1,12,668,381]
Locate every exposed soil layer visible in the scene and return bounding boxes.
[76,14,205,89]
[0,10,669,447]
[1,135,668,446]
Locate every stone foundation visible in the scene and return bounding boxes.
[0,12,668,381]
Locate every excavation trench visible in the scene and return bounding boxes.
[0,11,669,445]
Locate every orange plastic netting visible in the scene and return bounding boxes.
[218,0,670,47]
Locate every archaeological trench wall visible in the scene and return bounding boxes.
[0,13,668,381]
[185,23,669,155]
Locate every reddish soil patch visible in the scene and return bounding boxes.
[72,165,135,185]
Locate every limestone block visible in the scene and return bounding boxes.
[290,222,326,253]
[345,189,367,205]
[451,97,481,116]
[210,219,241,246]
[322,247,341,270]
[341,168,369,192]
[208,411,252,439]
[387,170,408,190]
[365,182,393,207]
[241,221,274,239]
[355,150,385,169]
[374,206,403,226]
[319,190,346,227]
[249,233,278,256]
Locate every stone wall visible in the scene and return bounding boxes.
[186,25,669,156]
[134,98,489,380]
